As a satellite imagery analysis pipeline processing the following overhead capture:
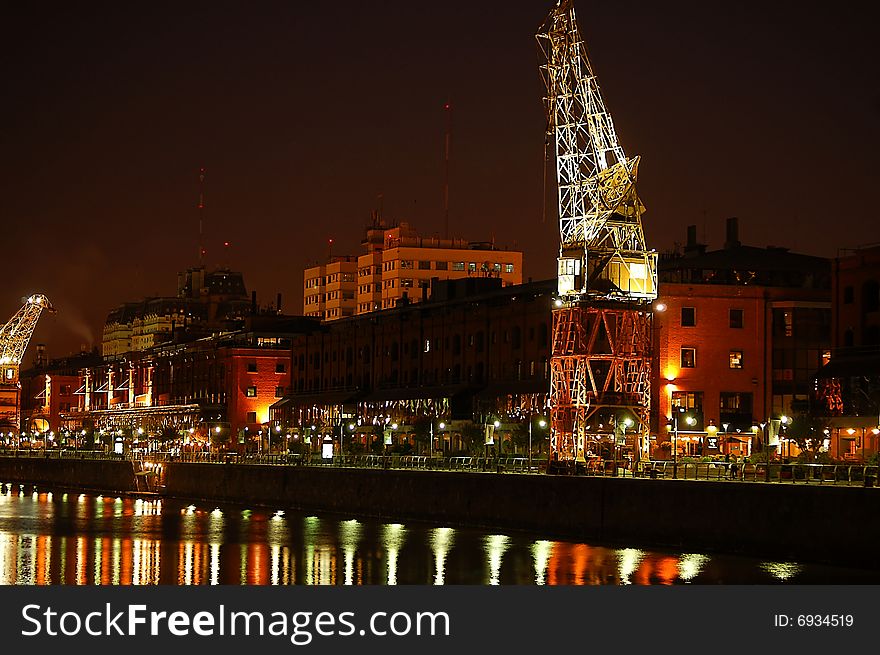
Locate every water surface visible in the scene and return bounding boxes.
[0,483,875,585]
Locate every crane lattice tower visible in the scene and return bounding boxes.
[537,0,658,462]
[0,294,55,429]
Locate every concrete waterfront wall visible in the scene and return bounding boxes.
[0,457,138,494]
[2,457,875,566]
[164,463,880,567]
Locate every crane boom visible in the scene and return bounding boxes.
[0,294,54,429]
[0,294,54,368]
[537,0,656,302]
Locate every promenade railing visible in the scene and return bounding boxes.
[1,449,876,486]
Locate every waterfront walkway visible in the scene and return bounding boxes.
[0,449,876,487]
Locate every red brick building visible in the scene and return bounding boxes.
[653,219,831,459]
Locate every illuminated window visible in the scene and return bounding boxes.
[246,386,257,397]
[729,309,744,329]
[452,262,465,271]
[681,347,696,368]
[424,339,431,353]
[468,262,477,272]
[681,307,696,327]
[505,263,514,273]
[729,350,743,369]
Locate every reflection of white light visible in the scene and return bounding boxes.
[211,508,222,517]
[210,543,220,586]
[677,553,709,582]
[616,548,645,585]
[484,534,510,585]
[272,510,284,520]
[382,523,407,585]
[339,519,363,586]
[430,527,455,585]
[531,540,553,585]
[761,561,802,581]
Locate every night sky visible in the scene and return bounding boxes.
[2,1,876,358]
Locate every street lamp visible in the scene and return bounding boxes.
[669,407,692,479]
[429,420,445,461]
[616,417,633,476]
[529,417,547,473]
[493,420,501,472]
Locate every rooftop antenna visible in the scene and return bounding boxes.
[328,238,334,261]
[443,101,452,239]
[198,167,206,266]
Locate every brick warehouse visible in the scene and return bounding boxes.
[652,219,831,459]
[272,277,555,456]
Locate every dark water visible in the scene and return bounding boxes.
[1,483,876,585]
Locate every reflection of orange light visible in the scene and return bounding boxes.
[35,535,48,585]
[633,556,652,585]
[657,556,678,585]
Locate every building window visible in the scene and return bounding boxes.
[424,339,431,353]
[276,362,286,373]
[720,391,753,431]
[671,390,703,412]
[729,350,743,369]
[452,262,465,271]
[246,411,257,423]
[783,311,793,337]
[400,260,413,269]
[681,347,696,368]
[401,278,414,288]
[246,362,257,373]
[681,307,696,327]
[729,309,744,329]
[436,261,448,270]
[246,386,257,397]
[275,386,284,398]
[505,263,514,273]
[418,260,431,270]
[468,262,477,273]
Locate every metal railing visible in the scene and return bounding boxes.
[2,449,877,486]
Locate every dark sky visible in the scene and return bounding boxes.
[2,1,877,359]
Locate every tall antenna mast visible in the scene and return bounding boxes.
[443,102,452,240]
[198,167,206,266]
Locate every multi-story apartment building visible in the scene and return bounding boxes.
[303,217,523,321]
[653,219,831,458]
[303,256,358,320]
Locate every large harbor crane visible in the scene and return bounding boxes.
[0,294,55,429]
[537,1,657,463]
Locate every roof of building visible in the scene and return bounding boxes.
[659,244,831,289]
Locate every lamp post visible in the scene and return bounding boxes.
[429,421,445,463]
[529,417,547,473]
[493,420,501,472]
[670,407,692,479]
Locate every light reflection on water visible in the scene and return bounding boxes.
[0,483,876,586]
